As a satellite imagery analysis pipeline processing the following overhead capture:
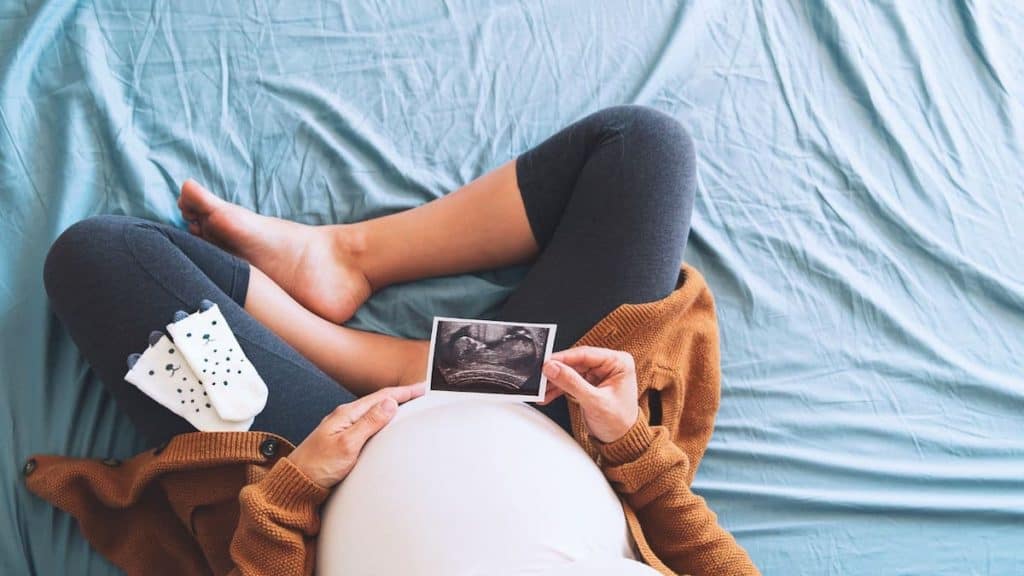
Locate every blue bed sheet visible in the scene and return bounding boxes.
[2,1,1023,574]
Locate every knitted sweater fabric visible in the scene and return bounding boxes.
[24,264,759,576]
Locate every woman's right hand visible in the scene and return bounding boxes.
[288,382,425,488]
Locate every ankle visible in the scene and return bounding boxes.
[324,223,373,284]
[398,340,429,386]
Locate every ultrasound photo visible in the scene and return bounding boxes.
[425,317,557,401]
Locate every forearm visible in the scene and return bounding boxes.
[599,421,760,576]
[229,458,329,575]
[229,383,415,574]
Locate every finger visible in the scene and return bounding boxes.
[550,346,608,365]
[550,346,623,379]
[538,385,564,406]
[578,368,601,385]
[344,398,398,448]
[335,382,424,424]
[388,380,427,403]
[542,360,598,405]
[361,381,425,408]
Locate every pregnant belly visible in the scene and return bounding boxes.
[317,396,636,576]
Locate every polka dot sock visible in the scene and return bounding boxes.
[165,303,268,423]
[124,333,254,432]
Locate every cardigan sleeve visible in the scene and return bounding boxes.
[228,457,330,576]
[598,419,761,576]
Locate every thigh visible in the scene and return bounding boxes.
[44,215,353,446]
[500,106,696,426]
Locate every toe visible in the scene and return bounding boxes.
[179,179,218,219]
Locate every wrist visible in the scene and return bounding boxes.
[286,452,332,489]
[596,416,654,466]
[593,405,640,444]
[262,457,332,508]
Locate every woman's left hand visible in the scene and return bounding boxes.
[540,346,640,444]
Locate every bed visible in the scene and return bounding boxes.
[3,1,1023,574]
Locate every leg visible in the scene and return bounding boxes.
[341,160,538,288]
[498,106,697,429]
[334,107,692,299]
[177,109,689,332]
[243,265,427,395]
[178,161,537,325]
[44,215,367,445]
[175,106,691,408]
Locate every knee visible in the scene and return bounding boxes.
[592,105,695,173]
[591,106,696,208]
[44,215,138,305]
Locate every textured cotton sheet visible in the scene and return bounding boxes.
[2,1,1022,574]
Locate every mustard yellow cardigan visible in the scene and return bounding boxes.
[24,265,759,576]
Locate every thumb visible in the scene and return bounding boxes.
[543,360,597,406]
[345,397,398,447]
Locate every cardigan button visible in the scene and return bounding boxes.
[259,438,279,459]
[101,458,122,467]
[22,458,37,477]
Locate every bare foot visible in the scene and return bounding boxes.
[178,179,372,324]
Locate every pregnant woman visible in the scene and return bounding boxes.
[29,107,759,575]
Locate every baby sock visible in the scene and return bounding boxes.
[125,332,254,432]
[165,302,268,422]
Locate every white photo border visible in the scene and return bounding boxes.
[424,316,557,402]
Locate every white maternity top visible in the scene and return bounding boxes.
[317,394,660,576]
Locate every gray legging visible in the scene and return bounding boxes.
[43,105,696,447]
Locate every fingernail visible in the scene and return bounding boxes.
[148,330,164,347]
[379,398,398,416]
[173,310,189,323]
[543,362,560,379]
[198,299,215,311]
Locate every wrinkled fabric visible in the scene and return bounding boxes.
[1,1,1022,575]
